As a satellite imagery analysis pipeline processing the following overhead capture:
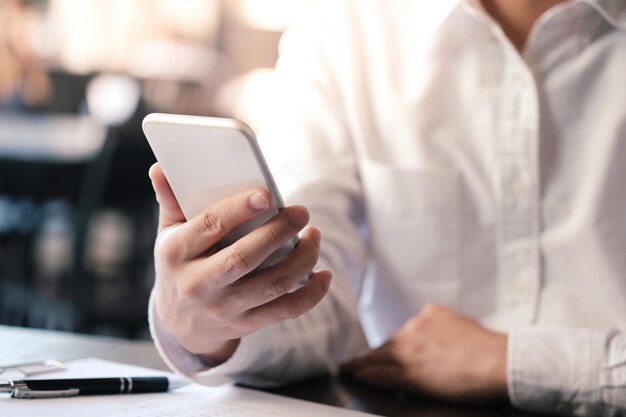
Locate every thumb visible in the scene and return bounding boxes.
[149,163,186,232]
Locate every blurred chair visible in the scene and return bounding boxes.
[70,73,146,335]
[0,72,149,335]
[0,113,106,282]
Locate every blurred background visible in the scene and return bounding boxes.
[0,0,306,338]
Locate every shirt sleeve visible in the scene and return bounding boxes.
[508,326,626,416]
[149,0,369,388]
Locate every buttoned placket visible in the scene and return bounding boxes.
[493,32,542,326]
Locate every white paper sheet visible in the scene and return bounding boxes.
[0,358,378,416]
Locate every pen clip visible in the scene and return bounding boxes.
[12,381,80,399]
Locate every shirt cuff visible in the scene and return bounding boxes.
[507,326,604,416]
[148,292,278,387]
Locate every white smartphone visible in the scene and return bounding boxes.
[142,113,297,270]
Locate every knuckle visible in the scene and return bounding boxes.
[176,280,203,302]
[208,300,231,321]
[259,226,282,247]
[262,278,289,300]
[200,210,224,236]
[156,234,181,267]
[406,315,424,331]
[421,302,443,317]
[224,249,251,277]
[409,303,445,330]
[227,203,248,224]
[279,301,309,321]
[279,305,300,321]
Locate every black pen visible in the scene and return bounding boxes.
[0,376,189,399]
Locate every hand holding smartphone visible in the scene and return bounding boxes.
[143,113,297,269]
[143,113,331,364]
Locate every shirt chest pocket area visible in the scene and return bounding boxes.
[360,158,461,304]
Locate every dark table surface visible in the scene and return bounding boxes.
[0,325,542,416]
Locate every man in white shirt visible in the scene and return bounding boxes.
[148,0,626,415]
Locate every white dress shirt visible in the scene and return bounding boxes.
[150,0,626,415]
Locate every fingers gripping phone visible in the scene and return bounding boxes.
[142,113,297,270]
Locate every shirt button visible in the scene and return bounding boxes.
[512,175,530,195]
[512,279,529,294]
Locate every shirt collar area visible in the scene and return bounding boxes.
[580,0,626,29]
[462,0,626,30]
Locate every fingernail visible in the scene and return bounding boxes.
[249,193,269,211]
[289,206,308,227]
